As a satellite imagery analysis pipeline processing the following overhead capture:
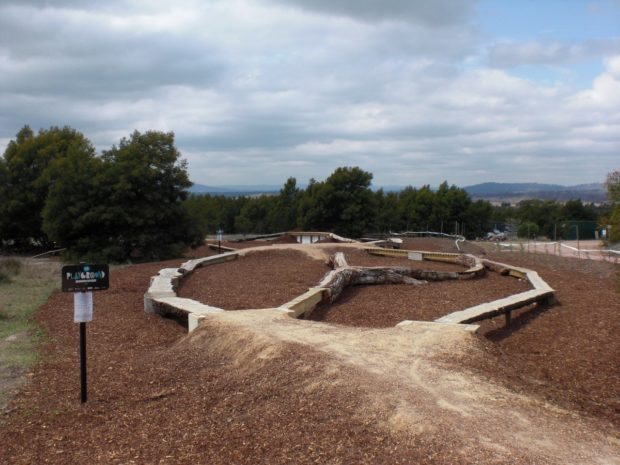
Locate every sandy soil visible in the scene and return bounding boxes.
[0,239,618,464]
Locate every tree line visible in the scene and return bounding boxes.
[1,125,615,262]
[185,168,496,239]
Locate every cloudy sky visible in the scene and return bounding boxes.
[1,0,619,188]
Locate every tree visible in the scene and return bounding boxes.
[373,189,401,233]
[463,200,493,239]
[41,143,104,256]
[297,168,375,237]
[268,177,300,232]
[605,170,620,243]
[101,130,199,260]
[43,130,200,261]
[0,125,95,247]
[606,171,620,203]
[518,221,539,239]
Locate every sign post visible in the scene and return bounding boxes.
[216,228,223,254]
[61,263,109,403]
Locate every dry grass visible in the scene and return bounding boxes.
[0,257,62,411]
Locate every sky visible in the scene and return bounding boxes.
[0,0,619,188]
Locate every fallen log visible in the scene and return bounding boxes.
[318,254,462,303]
[319,266,427,303]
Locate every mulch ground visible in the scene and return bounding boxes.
[308,273,531,327]
[0,260,446,465]
[474,251,620,428]
[177,249,329,309]
[178,244,620,428]
[0,242,618,464]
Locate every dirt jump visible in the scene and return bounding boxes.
[0,238,618,464]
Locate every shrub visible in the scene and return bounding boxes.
[518,222,539,239]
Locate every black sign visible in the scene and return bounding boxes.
[61,264,109,292]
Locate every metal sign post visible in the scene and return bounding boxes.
[61,264,109,403]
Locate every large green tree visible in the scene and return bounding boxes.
[299,167,374,237]
[43,130,200,261]
[0,125,95,247]
[101,130,199,260]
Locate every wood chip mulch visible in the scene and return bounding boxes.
[0,258,456,465]
[308,272,531,327]
[474,252,620,428]
[177,249,329,309]
[0,243,618,465]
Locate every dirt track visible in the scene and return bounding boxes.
[0,239,618,464]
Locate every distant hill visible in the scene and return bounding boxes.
[464,182,606,203]
[189,181,607,203]
[189,183,279,197]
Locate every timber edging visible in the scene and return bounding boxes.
[144,245,555,334]
[435,259,555,324]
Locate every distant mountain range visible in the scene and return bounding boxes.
[463,182,606,203]
[190,182,608,203]
[189,184,280,196]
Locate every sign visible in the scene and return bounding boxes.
[62,264,109,292]
[60,263,109,403]
[408,252,423,261]
[74,292,93,323]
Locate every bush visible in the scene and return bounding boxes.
[518,222,539,239]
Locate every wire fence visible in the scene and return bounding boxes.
[495,240,620,263]
[389,231,466,251]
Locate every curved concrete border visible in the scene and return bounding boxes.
[144,246,555,334]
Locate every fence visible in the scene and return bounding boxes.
[496,240,620,262]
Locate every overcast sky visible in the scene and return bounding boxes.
[1,0,619,187]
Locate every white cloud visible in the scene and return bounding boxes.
[0,0,618,187]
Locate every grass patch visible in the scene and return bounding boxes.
[0,257,61,411]
[0,257,22,284]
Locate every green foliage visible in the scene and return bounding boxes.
[100,130,199,260]
[43,130,199,262]
[185,171,495,240]
[297,167,375,237]
[609,206,620,243]
[606,171,620,203]
[606,171,620,243]
[2,125,200,262]
[269,177,300,232]
[518,221,539,239]
[492,199,602,240]
[0,126,95,247]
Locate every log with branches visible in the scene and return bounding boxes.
[318,253,460,303]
